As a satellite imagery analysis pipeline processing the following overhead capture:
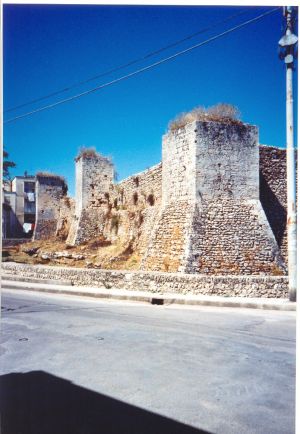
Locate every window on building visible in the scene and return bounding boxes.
[24,214,35,224]
[24,182,35,193]
[24,201,36,214]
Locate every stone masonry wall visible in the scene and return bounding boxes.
[56,197,75,241]
[33,175,68,240]
[67,159,162,254]
[195,122,259,201]
[186,200,284,275]
[104,163,162,257]
[142,121,286,275]
[141,202,194,272]
[162,126,195,205]
[112,163,162,208]
[67,153,114,245]
[259,146,288,263]
[2,262,288,298]
[78,154,114,211]
[32,125,291,280]
[141,125,196,272]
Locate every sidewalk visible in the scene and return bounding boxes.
[1,275,296,311]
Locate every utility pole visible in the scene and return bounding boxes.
[278,6,298,302]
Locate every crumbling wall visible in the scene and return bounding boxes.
[32,124,291,278]
[66,150,162,260]
[66,152,114,245]
[56,197,75,241]
[33,174,68,240]
[142,121,286,275]
[98,163,163,258]
[114,163,162,208]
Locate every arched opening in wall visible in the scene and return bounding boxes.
[147,194,155,206]
[104,192,110,202]
[134,176,139,187]
[114,198,118,208]
[133,192,138,205]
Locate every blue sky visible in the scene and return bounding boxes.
[3,4,298,196]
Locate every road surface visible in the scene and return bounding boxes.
[0,288,296,434]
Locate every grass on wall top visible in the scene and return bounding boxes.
[168,103,242,132]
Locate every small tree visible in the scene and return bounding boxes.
[3,148,16,181]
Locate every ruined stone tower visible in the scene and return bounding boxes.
[141,120,286,275]
[33,173,68,240]
[66,150,114,245]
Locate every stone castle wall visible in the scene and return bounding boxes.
[33,175,68,240]
[76,154,114,212]
[142,121,286,275]
[105,164,163,257]
[66,154,114,245]
[113,163,162,208]
[56,197,75,241]
[194,122,259,201]
[259,146,288,263]
[33,120,291,279]
[114,161,161,200]
[67,158,162,258]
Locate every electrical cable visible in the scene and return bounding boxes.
[4,8,255,114]
[4,7,280,125]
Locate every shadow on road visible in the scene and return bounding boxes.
[0,371,213,434]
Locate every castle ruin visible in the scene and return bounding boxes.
[66,151,114,245]
[33,173,70,240]
[32,118,289,276]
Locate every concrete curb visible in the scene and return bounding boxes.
[1,279,296,311]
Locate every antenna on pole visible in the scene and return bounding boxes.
[278,6,298,302]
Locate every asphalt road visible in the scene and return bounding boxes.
[0,289,296,434]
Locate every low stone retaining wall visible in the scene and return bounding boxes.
[1,262,288,298]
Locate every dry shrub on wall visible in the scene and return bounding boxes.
[168,103,241,131]
[208,103,240,121]
[36,171,65,182]
[36,171,68,194]
[75,147,113,168]
[75,147,98,161]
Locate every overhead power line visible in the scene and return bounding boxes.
[4,8,254,114]
[4,7,280,125]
